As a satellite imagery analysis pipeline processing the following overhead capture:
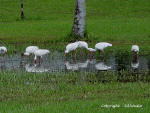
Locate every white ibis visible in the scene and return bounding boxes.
[0,46,7,55]
[87,48,96,59]
[0,46,7,64]
[131,45,139,69]
[24,46,39,62]
[64,42,79,58]
[131,45,139,54]
[77,41,88,49]
[76,41,88,56]
[95,42,112,56]
[34,49,50,64]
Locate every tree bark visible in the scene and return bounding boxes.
[21,0,24,19]
[72,0,86,37]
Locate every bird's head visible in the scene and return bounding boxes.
[65,50,69,54]
[24,52,30,56]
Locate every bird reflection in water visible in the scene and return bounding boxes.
[25,64,49,73]
[95,61,111,71]
[64,59,90,71]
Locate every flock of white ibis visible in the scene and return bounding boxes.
[0,41,139,64]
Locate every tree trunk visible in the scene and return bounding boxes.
[21,0,24,19]
[72,0,86,37]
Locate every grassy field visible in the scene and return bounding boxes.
[1,0,150,112]
[0,0,150,45]
[0,72,150,113]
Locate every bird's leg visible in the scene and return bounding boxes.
[91,51,94,59]
[74,50,77,62]
[102,51,105,61]
[70,52,73,59]
[24,55,27,65]
[2,54,5,65]
[31,54,34,64]
[80,49,82,57]
[88,51,92,60]
[64,52,66,62]
[34,56,37,65]
[103,51,106,57]
[39,56,41,65]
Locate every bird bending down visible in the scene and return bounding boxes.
[34,49,50,65]
[87,48,96,59]
[24,46,39,63]
[64,42,79,58]
[76,41,88,56]
[95,42,112,56]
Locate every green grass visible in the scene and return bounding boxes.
[1,0,150,112]
[0,0,150,45]
[0,72,150,112]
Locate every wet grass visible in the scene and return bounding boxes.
[0,72,150,112]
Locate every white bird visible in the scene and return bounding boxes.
[24,46,39,64]
[76,41,89,57]
[0,46,7,55]
[95,62,111,71]
[77,41,88,49]
[24,46,39,56]
[95,42,112,56]
[64,42,79,57]
[131,45,139,64]
[95,42,112,51]
[0,46,7,64]
[34,49,50,64]
[87,48,96,59]
[131,45,139,53]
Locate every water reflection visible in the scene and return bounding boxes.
[95,62,111,71]
[0,51,150,73]
[25,64,49,73]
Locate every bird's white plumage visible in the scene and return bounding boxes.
[65,42,79,53]
[95,42,112,51]
[87,48,96,52]
[34,49,50,57]
[131,45,139,53]
[77,41,88,49]
[0,46,7,54]
[24,46,39,55]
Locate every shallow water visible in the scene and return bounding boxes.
[0,51,150,73]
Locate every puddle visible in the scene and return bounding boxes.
[0,51,150,73]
